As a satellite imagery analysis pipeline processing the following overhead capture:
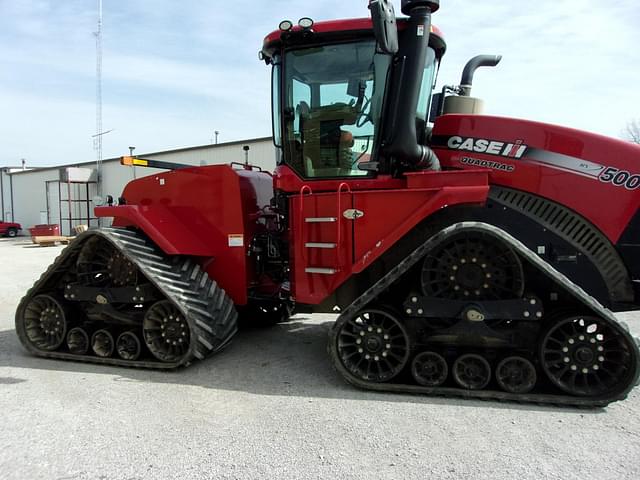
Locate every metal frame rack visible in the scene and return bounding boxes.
[51,180,98,236]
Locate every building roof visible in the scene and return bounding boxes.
[139,136,272,157]
[1,166,48,173]
[6,136,273,176]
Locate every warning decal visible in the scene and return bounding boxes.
[228,234,244,247]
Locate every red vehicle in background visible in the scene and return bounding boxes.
[0,221,21,238]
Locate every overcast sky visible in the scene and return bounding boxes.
[1,0,639,167]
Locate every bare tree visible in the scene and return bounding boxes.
[624,119,640,144]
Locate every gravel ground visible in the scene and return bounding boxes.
[0,236,639,480]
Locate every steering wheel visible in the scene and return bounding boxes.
[355,97,372,128]
[296,100,311,118]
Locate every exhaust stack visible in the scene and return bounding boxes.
[460,55,502,96]
[377,0,441,171]
[443,54,502,115]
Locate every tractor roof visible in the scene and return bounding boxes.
[262,17,445,60]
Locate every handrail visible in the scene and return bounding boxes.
[336,183,352,269]
[230,161,264,172]
[298,185,313,264]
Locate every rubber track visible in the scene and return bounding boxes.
[328,222,640,408]
[15,228,238,369]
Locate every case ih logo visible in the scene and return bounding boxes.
[447,136,528,159]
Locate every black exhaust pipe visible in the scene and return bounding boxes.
[382,0,441,171]
[460,54,502,96]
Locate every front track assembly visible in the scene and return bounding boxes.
[329,222,640,407]
[16,228,238,369]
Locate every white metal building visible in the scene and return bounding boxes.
[1,137,275,235]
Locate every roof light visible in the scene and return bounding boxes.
[298,17,314,29]
[279,20,293,32]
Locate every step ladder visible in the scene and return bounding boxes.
[299,183,351,276]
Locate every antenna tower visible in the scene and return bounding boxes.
[94,0,103,196]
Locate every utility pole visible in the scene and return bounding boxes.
[94,0,103,197]
[213,131,220,145]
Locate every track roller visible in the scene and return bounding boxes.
[411,352,448,386]
[495,356,536,394]
[66,328,90,355]
[452,354,491,390]
[91,330,115,358]
[116,332,142,361]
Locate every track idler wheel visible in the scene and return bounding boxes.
[143,300,190,363]
[116,332,142,361]
[66,328,90,355]
[453,354,491,390]
[91,330,115,358]
[411,352,448,387]
[22,295,68,352]
[335,308,410,382]
[495,356,537,394]
[540,316,635,397]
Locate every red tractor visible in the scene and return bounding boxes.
[16,0,640,407]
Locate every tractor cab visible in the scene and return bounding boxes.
[276,39,388,179]
[261,1,446,187]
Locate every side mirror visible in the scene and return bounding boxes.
[369,0,398,55]
[429,93,443,123]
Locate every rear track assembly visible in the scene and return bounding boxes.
[16,228,238,369]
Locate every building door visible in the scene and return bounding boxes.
[46,181,60,229]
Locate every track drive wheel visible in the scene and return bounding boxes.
[540,316,635,397]
[335,308,410,382]
[76,236,138,287]
[421,232,524,300]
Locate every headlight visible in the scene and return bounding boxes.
[298,17,314,29]
[279,20,293,32]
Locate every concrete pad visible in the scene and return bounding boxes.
[0,237,638,479]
